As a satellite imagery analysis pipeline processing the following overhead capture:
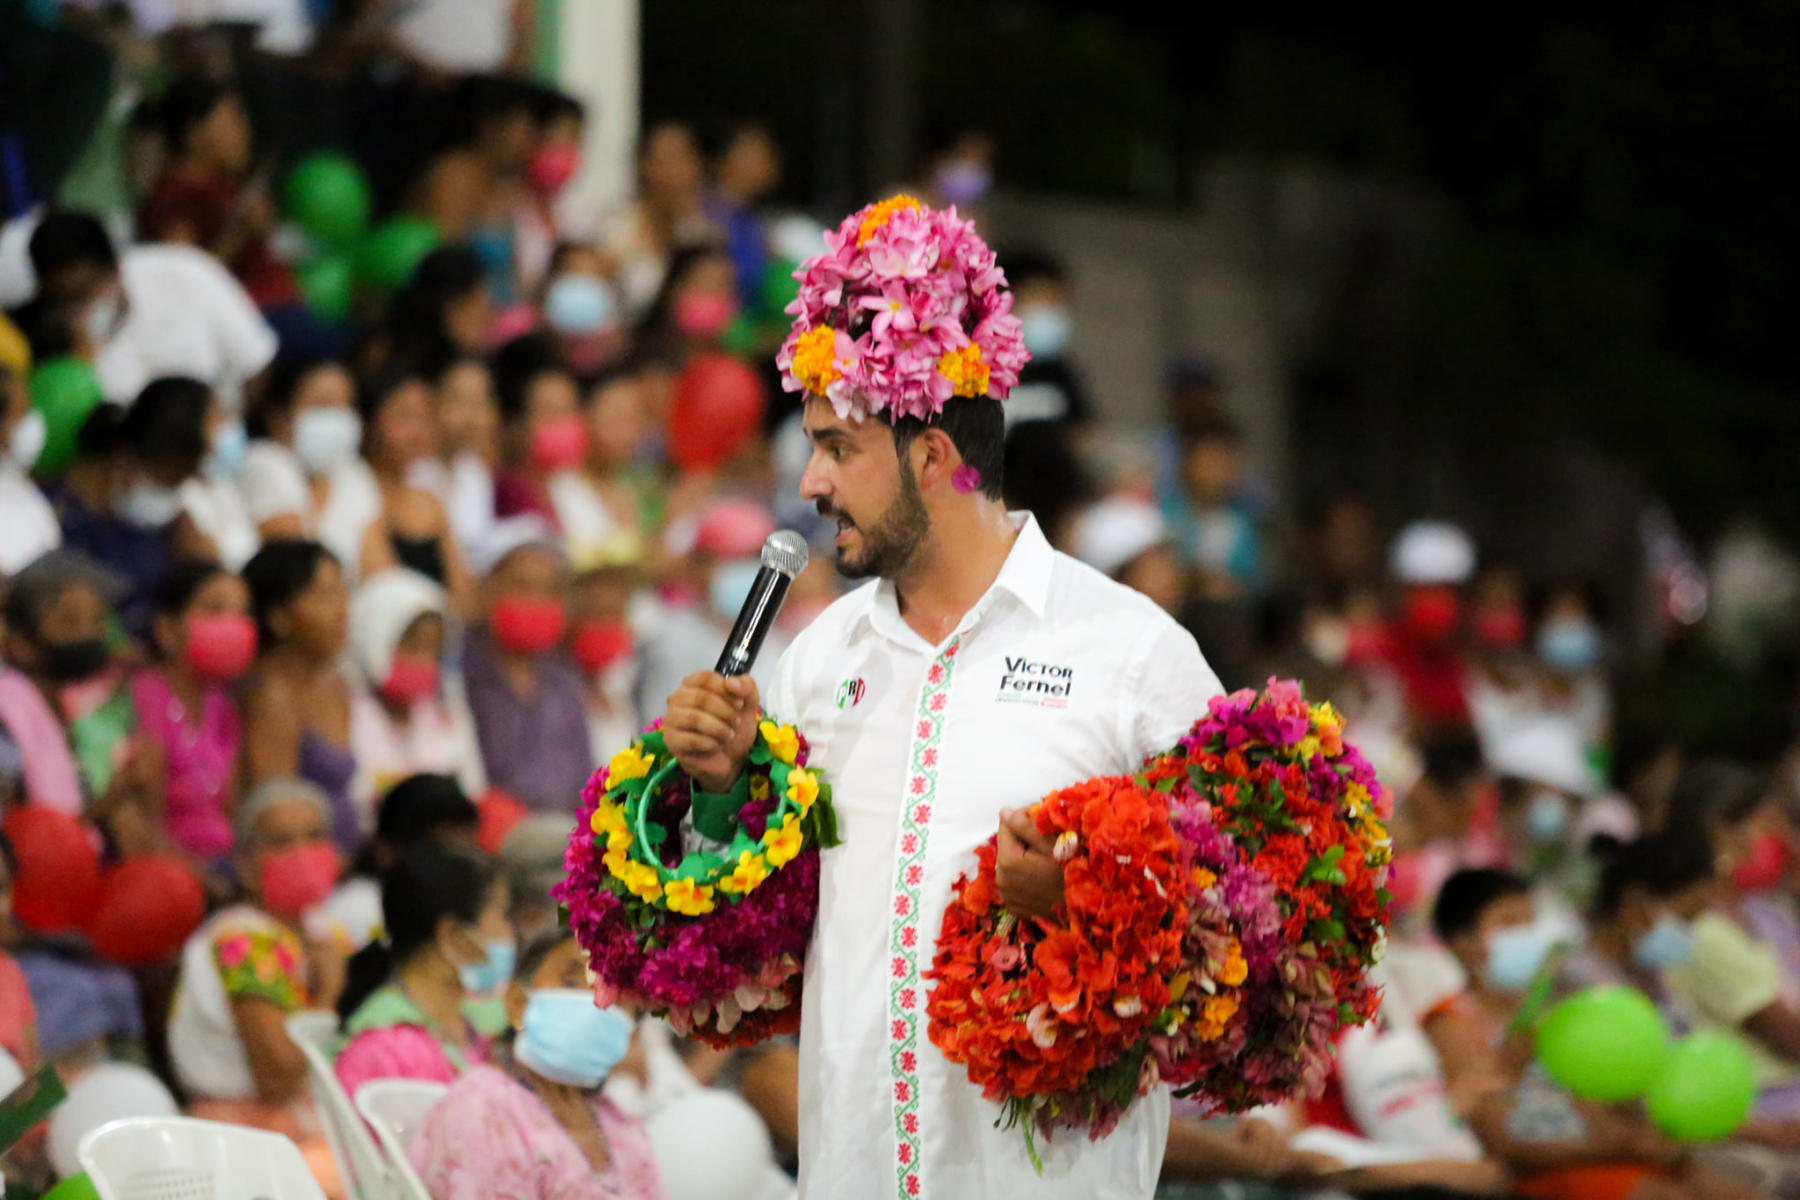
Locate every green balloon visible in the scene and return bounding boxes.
[1534,986,1669,1103]
[1647,1031,1757,1141]
[356,217,440,292]
[757,257,801,320]
[297,253,355,323]
[284,153,371,245]
[44,1173,101,1200]
[28,357,104,475]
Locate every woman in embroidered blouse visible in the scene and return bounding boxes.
[409,931,665,1200]
[334,842,512,1096]
[167,778,346,1186]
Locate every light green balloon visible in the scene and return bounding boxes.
[1534,986,1668,1103]
[1647,1031,1757,1141]
[44,1173,101,1200]
[28,357,104,475]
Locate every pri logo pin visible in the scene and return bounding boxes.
[836,677,867,709]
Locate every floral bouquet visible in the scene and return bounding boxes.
[925,777,1189,1164]
[926,679,1390,1159]
[555,717,839,1047]
[1144,680,1391,1111]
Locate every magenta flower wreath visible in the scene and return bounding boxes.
[554,718,839,1047]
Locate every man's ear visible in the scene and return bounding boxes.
[911,427,958,492]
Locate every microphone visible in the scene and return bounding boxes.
[716,530,810,677]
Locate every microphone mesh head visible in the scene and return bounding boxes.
[761,530,810,578]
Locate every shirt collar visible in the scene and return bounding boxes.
[853,512,1054,644]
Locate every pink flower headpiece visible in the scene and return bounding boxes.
[776,195,1029,423]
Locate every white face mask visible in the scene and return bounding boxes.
[83,291,126,345]
[7,409,46,470]
[206,417,249,479]
[115,478,186,529]
[292,408,363,476]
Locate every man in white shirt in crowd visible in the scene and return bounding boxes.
[27,211,277,413]
[663,204,1223,1199]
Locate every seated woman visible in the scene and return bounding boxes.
[318,773,482,956]
[0,550,155,839]
[408,930,663,1200]
[347,567,485,825]
[130,560,257,879]
[240,539,359,851]
[334,843,513,1096]
[166,778,344,1185]
[238,355,362,542]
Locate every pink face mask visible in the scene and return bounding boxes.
[528,144,581,196]
[673,293,737,340]
[1734,832,1795,893]
[530,414,589,472]
[185,611,257,682]
[381,655,441,707]
[261,841,342,919]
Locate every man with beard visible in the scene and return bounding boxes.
[662,196,1223,1199]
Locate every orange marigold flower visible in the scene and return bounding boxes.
[790,325,841,395]
[856,193,921,245]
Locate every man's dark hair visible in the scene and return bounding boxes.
[1419,733,1486,791]
[1668,758,1770,833]
[1593,829,1716,918]
[891,396,1005,501]
[28,211,117,291]
[1432,867,1530,942]
[376,773,480,845]
[122,376,212,476]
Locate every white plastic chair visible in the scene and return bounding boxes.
[354,1081,445,1200]
[78,1116,326,1200]
[284,1010,401,1200]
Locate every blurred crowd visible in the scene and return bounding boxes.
[4,4,1800,1200]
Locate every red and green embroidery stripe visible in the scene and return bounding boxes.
[887,638,961,1198]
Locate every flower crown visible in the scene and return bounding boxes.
[776,195,1029,423]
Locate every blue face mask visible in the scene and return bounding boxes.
[458,939,516,995]
[1632,912,1696,972]
[208,418,249,479]
[710,560,762,619]
[514,989,634,1089]
[1020,306,1072,359]
[544,274,616,336]
[1527,791,1571,843]
[1538,618,1601,672]
[1485,923,1554,992]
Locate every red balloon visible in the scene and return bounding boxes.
[86,852,206,964]
[2,807,102,932]
[478,789,527,855]
[668,353,766,472]
[85,857,206,966]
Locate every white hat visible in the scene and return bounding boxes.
[468,515,565,578]
[1074,496,1168,578]
[1390,520,1476,586]
[349,567,448,686]
[1485,718,1595,796]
